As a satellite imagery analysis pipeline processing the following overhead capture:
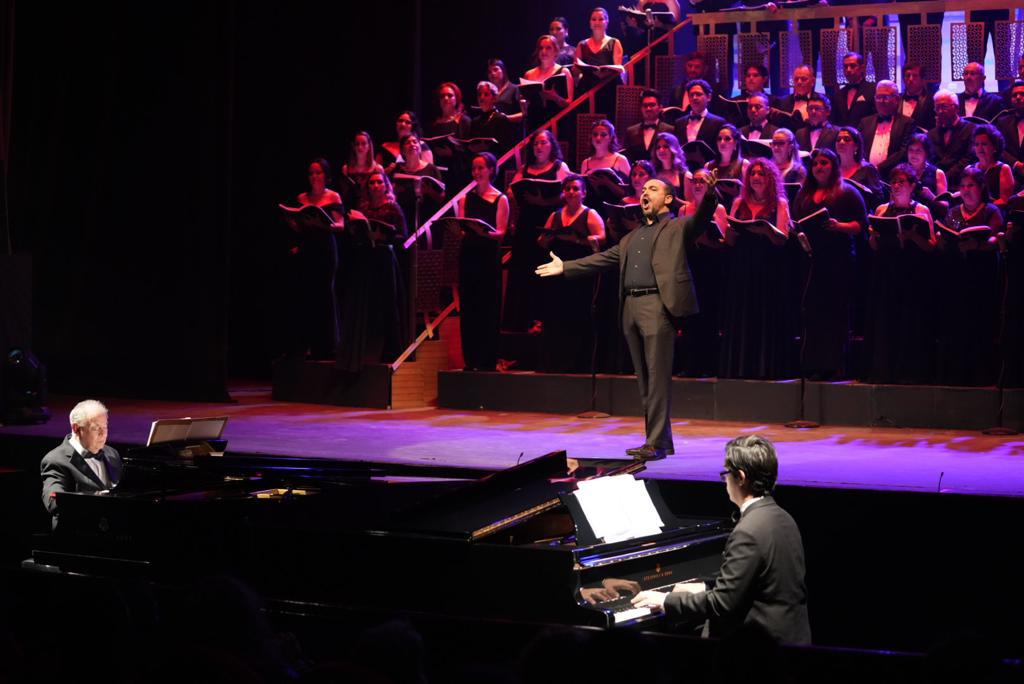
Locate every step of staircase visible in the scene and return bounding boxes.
[391,316,461,409]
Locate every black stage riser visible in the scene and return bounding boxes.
[438,371,1024,431]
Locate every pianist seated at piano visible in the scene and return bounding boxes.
[40,399,123,528]
[631,435,811,644]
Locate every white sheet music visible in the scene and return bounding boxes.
[574,474,664,543]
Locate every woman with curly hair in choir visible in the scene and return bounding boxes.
[705,124,748,208]
[651,131,686,199]
[522,35,575,131]
[378,110,434,168]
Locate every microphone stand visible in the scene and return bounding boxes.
[786,233,820,429]
[983,238,1018,435]
[579,272,610,419]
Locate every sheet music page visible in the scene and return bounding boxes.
[186,417,228,440]
[575,475,664,543]
[147,419,191,446]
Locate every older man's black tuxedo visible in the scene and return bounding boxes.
[859,112,915,178]
[41,434,122,527]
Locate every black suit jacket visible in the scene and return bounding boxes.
[900,92,936,132]
[41,435,123,526]
[623,121,674,163]
[928,118,977,187]
[664,496,811,644]
[795,123,838,153]
[741,122,779,140]
[563,192,717,318]
[674,111,727,149]
[830,81,876,127]
[770,92,823,130]
[998,114,1024,167]
[859,113,914,178]
[960,91,1006,123]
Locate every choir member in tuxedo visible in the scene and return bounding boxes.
[741,93,777,145]
[671,51,717,111]
[471,81,514,157]
[378,111,434,168]
[935,166,1001,386]
[386,134,446,245]
[674,80,727,170]
[291,158,343,359]
[772,65,819,131]
[792,149,868,379]
[651,132,688,198]
[340,131,385,209]
[972,125,1015,206]
[1000,56,1024,107]
[959,63,1006,123]
[456,153,509,372]
[863,164,937,384]
[624,89,674,163]
[859,80,914,180]
[504,130,571,332]
[795,94,838,153]
[580,119,632,176]
[830,53,876,128]
[523,35,574,131]
[719,159,796,379]
[906,133,948,220]
[997,81,1024,178]
[706,124,749,208]
[549,16,576,66]
[899,62,936,132]
[538,175,606,373]
[771,128,807,185]
[337,170,409,373]
[575,7,625,116]
[928,90,977,189]
[487,58,523,118]
[720,64,769,128]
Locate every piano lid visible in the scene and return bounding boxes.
[387,450,645,542]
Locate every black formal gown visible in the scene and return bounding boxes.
[677,208,725,378]
[718,201,796,379]
[1002,196,1024,387]
[459,192,503,371]
[863,203,936,384]
[577,37,622,116]
[389,162,446,248]
[793,183,867,379]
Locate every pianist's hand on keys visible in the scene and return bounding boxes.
[672,581,706,594]
[630,590,667,611]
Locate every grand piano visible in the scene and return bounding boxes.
[27,442,731,629]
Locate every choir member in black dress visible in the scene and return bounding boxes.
[549,16,576,66]
[290,158,344,359]
[503,130,571,332]
[522,35,574,132]
[428,81,473,187]
[651,131,687,198]
[677,167,729,377]
[770,128,807,185]
[387,133,446,247]
[470,81,514,159]
[705,124,748,208]
[538,174,606,373]
[972,125,1016,207]
[719,159,795,379]
[935,166,1002,386]
[792,149,868,380]
[906,133,949,221]
[378,111,434,168]
[580,119,632,176]
[456,153,509,371]
[487,58,523,118]
[1002,192,1024,387]
[340,131,385,210]
[337,170,409,372]
[836,126,886,207]
[863,164,937,384]
[575,7,625,115]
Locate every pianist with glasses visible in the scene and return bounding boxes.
[631,435,811,644]
[40,399,123,528]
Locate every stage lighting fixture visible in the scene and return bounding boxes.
[1,348,52,425]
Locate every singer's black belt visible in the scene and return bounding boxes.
[625,287,659,297]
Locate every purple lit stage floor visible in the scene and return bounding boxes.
[4,387,1023,497]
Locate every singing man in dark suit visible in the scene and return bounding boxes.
[830,52,876,127]
[928,89,977,188]
[623,89,674,163]
[536,174,719,461]
[795,93,838,153]
[674,79,727,170]
[860,80,914,179]
[959,62,1006,123]
[631,434,811,645]
[40,399,122,528]
[900,62,936,132]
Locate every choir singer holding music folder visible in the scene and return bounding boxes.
[536,174,718,461]
[40,399,122,529]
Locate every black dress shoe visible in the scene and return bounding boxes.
[627,445,669,461]
[626,444,674,456]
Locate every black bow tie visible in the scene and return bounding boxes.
[877,115,892,123]
[642,123,657,129]
[82,451,102,460]
[794,95,810,102]
[688,113,703,121]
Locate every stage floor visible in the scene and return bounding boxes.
[3,386,1023,497]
